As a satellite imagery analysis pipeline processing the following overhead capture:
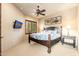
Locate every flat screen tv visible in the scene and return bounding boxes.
[13,20,23,29]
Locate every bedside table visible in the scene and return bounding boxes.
[61,36,76,48]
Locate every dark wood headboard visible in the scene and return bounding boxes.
[44,26,62,37]
[44,27,57,30]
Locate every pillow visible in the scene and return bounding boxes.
[50,30,57,34]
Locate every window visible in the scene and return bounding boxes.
[25,20,37,34]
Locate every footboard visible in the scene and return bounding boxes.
[28,33,60,53]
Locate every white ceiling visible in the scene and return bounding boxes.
[13,3,78,19]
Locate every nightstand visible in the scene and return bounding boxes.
[61,35,76,48]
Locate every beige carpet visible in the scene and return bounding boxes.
[2,40,79,56]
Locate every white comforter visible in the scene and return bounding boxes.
[30,30,60,40]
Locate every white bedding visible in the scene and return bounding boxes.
[30,30,60,40]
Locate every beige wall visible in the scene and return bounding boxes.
[39,7,77,36]
[77,5,79,50]
[1,3,38,52]
[1,3,25,52]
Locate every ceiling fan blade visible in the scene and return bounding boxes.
[40,9,46,12]
[40,13,45,16]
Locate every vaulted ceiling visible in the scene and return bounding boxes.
[13,3,78,19]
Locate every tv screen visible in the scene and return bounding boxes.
[13,20,23,29]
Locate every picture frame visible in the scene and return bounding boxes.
[56,16,62,24]
[45,16,62,25]
[45,19,51,25]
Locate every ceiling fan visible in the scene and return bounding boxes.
[35,5,46,16]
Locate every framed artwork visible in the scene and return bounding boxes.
[45,16,62,25]
[56,16,62,24]
[45,19,51,25]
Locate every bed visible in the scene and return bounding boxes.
[28,26,62,53]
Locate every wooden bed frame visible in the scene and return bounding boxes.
[28,26,62,53]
